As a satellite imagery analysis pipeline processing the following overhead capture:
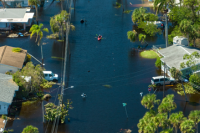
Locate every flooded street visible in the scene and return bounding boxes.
[1,0,200,132]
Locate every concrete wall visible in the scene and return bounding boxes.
[0,64,20,74]
[0,102,10,115]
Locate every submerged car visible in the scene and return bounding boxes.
[43,71,58,81]
[151,76,176,86]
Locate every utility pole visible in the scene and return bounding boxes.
[164,10,168,48]
[163,62,165,98]
[42,100,44,122]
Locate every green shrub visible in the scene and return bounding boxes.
[155,57,161,68]
[189,74,200,88]
[26,54,31,62]
[1,114,6,120]
[12,48,21,53]
[5,71,13,75]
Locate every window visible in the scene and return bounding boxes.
[44,74,48,77]
[160,78,164,81]
[153,79,159,82]
[165,78,169,81]
[49,74,52,77]
[0,105,1,110]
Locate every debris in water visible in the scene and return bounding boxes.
[103,85,112,88]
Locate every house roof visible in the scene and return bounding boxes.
[0,73,18,104]
[0,8,34,23]
[0,45,27,69]
[158,44,200,70]
[0,8,27,19]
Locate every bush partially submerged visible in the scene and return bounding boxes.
[175,83,198,95]
[12,47,21,53]
[155,57,161,68]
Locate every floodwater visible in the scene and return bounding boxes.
[2,0,200,133]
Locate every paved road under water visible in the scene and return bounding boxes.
[2,0,200,132]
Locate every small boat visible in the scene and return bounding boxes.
[98,36,102,41]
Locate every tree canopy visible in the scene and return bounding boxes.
[22,125,39,133]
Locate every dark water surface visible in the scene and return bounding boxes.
[2,0,200,133]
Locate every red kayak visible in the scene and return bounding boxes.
[98,36,102,41]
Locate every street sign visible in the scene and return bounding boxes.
[148,88,151,92]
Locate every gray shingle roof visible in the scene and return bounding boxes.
[0,73,18,104]
[158,44,200,70]
[0,8,26,19]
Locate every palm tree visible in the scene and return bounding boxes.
[141,94,160,110]
[158,94,176,118]
[137,111,156,133]
[153,0,175,14]
[29,0,40,23]
[144,121,157,133]
[169,111,186,133]
[188,110,200,133]
[179,19,193,46]
[127,30,137,42]
[29,23,49,66]
[131,7,147,24]
[180,119,195,133]
[157,113,169,130]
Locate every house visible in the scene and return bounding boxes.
[0,45,27,74]
[4,0,29,7]
[0,73,19,115]
[158,36,200,78]
[0,8,34,30]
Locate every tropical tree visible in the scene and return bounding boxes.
[180,119,195,133]
[131,7,147,24]
[127,30,137,42]
[138,22,162,36]
[141,94,160,110]
[190,24,200,47]
[12,62,46,97]
[29,23,49,65]
[158,94,176,118]
[170,67,182,80]
[157,113,169,130]
[50,10,75,39]
[138,33,146,44]
[179,19,193,46]
[188,110,200,133]
[183,0,199,22]
[22,125,39,133]
[153,0,175,14]
[28,0,40,23]
[44,99,73,123]
[180,51,200,71]
[169,111,186,133]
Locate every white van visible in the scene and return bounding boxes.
[151,76,176,86]
[43,71,58,81]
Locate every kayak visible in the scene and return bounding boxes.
[98,36,102,41]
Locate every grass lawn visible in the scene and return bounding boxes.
[140,50,159,59]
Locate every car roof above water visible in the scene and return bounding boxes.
[43,71,52,74]
[152,76,165,79]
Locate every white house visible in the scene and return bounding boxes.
[0,8,34,30]
[0,73,19,115]
[0,45,27,74]
[158,36,200,78]
[4,0,29,7]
